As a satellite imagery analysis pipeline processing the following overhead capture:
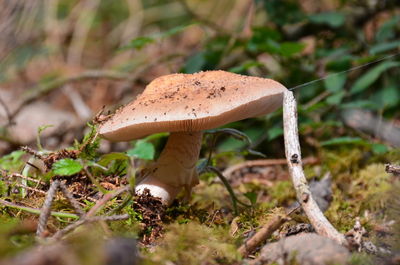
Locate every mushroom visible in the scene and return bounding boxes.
[99,70,287,205]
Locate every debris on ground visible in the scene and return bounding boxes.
[133,189,166,245]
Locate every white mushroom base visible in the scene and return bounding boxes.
[135,177,181,204]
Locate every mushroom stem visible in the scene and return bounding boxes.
[135,131,203,205]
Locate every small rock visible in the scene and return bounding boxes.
[289,172,332,212]
[252,233,350,265]
[8,102,78,143]
[104,237,138,265]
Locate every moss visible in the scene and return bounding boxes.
[0,218,36,259]
[267,180,296,206]
[326,163,393,232]
[191,182,231,210]
[377,181,400,253]
[323,148,365,176]
[145,222,239,265]
[348,253,374,265]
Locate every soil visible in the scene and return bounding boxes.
[133,189,166,245]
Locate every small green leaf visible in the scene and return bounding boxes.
[323,73,347,93]
[97,152,129,167]
[229,61,263,73]
[125,37,155,50]
[244,192,257,205]
[309,12,345,27]
[0,150,25,171]
[121,24,194,51]
[372,84,400,108]
[320,137,366,146]
[183,52,206,73]
[268,126,283,140]
[371,143,388,154]
[375,15,400,42]
[326,90,345,105]
[350,61,400,94]
[144,132,168,141]
[52,159,83,176]
[279,42,305,56]
[127,140,155,160]
[340,100,380,110]
[369,41,400,55]
[159,24,194,38]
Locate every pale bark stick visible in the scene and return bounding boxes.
[283,90,347,245]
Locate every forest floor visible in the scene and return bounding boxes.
[0,118,399,265]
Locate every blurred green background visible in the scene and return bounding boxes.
[0,0,399,160]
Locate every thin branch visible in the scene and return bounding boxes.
[4,182,47,195]
[51,214,129,240]
[58,181,86,218]
[21,146,46,160]
[222,158,314,179]
[6,172,46,186]
[0,95,14,126]
[303,90,331,109]
[11,53,181,121]
[283,90,347,246]
[36,180,87,237]
[105,192,134,215]
[345,217,366,252]
[386,163,400,176]
[10,70,130,120]
[37,180,62,237]
[83,167,108,195]
[0,199,79,219]
[238,214,288,257]
[86,185,131,217]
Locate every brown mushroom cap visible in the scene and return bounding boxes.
[100,70,287,141]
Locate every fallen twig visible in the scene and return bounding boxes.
[3,182,47,195]
[37,180,86,237]
[57,181,86,217]
[21,146,46,160]
[51,214,129,240]
[345,217,392,256]
[283,90,347,246]
[37,180,63,237]
[386,163,400,176]
[10,70,130,121]
[222,157,318,179]
[86,185,131,217]
[345,217,366,252]
[0,94,14,126]
[7,172,46,185]
[0,199,79,219]
[238,214,288,257]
